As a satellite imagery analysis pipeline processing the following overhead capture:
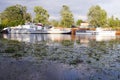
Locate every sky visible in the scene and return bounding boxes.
[0,0,120,21]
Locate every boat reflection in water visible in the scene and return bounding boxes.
[3,34,116,44]
[76,34,116,42]
[3,34,72,43]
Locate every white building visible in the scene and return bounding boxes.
[80,22,89,28]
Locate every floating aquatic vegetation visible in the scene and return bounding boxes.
[0,37,120,70]
[61,40,74,47]
[5,46,16,53]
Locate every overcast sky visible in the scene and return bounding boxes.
[0,0,120,21]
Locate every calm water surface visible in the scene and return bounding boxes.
[0,34,120,80]
[2,34,117,43]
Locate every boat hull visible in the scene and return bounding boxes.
[76,28,116,36]
[9,29,71,34]
[94,31,116,36]
[76,30,95,35]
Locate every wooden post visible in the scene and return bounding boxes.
[71,28,77,35]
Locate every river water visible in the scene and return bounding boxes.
[0,34,120,80]
[2,34,117,43]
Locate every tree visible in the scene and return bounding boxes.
[0,13,1,24]
[49,19,59,27]
[115,18,120,27]
[34,6,49,25]
[60,5,74,28]
[87,5,107,27]
[0,13,5,30]
[1,4,30,27]
[25,13,32,22]
[107,16,115,28]
[76,19,83,26]
[108,16,120,28]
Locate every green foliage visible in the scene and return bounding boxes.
[12,53,23,58]
[25,13,32,22]
[34,6,49,25]
[1,4,31,27]
[69,59,83,65]
[61,40,74,46]
[76,19,83,26]
[0,24,6,30]
[107,16,115,27]
[87,5,107,27]
[107,16,120,28]
[5,47,16,53]
[60,5,74,28]
[49,19,59,27]
[2,4,120,29]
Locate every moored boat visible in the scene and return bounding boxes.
[2,23,71,34]
[76,29,95,35]
[76,28,116,36]
[93,28,116,36]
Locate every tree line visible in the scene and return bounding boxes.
[0,4,120,29]
[0,4,74,29]
[87,5,120,29]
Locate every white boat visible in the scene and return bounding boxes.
[3,24,71,34]
[93,28,116,36]
[76,29,95,35]
[76,28,116,36]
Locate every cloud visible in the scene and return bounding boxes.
[0,0,120,21]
